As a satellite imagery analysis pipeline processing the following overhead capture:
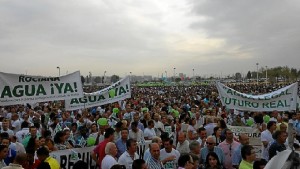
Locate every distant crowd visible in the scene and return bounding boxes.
[0,82,299,169]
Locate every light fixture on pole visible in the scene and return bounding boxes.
[56,66,60,77]
[256,63,259,85]
[173,68,176,82]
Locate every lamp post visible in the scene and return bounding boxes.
[130,72,132,82]
[56,66,60,77]
[103,71,107,84]
[265,66,268,85]
[256,63,259,85]
[173,67,176,82]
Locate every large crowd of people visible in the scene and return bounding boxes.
[0,82,299,169]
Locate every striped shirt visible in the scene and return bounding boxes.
[146,156,164,169]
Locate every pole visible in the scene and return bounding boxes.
[57,67,60,77]
[256,63,259,85]
[173,68,176,82]
[192,69,194,81]
[265,66,268,85]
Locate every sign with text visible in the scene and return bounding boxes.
[65,76,131,110]
[50,146,96,169]
[216,82,298,111]
[0,71,83,106]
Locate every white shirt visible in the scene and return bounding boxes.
[0,129,14,137]
[118,151,139,169]
[16,128,30,143]
[160,148,180,169]
[11,120,21,134]
[176,140,190,154]
[261,129,274,160]
[154,120,164,136]
[144,128,156,140]
[102,155,118,169]
[129,129,143,142]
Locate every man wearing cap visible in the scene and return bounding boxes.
[91,127,115,169]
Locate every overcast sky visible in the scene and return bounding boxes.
[1,0,299,78]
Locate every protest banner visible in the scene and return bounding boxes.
[0,71,83,106]
[227,125,262,158]
[65,76,131,110]
[50,146,96,169]
[216,82,298,111]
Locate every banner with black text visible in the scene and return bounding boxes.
[0,71,83,106]
[216,82,298,111]
[65,76,131,110]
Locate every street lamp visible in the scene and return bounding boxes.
[103,71,107,84]
[256,63,259,85]
[265,66,268,85]
[173,68,176,82]
[56,66,60,77]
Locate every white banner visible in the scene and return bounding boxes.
[65,76,131,110]
[216,82,298,111]
[227,125,262,158]
[50,146,96,169]
[0,71,83,106]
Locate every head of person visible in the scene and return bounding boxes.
[105,142,117,157]
[272,130,288,144]
[198,127,207,139]
[13,153,29,168]
[147,120,154,129]
[190,153,199,169]
[73,160,88,169]
[131,122,138,132]
[224,129,234,142]
[120,128,129,140]
[205,152,221,168]
[206,136,216,151]
[279,123,287,132]
[21,121,29,129]
[54,131,66,144]
[153,113,160,121]
[253,159,267,169]
[267,121,277,132]
[36,146,50,162]
[218,119,227,129]
[239,133,250,146]
[91,123,98,132]
[163,138,173,152]
[30,126,37,138]
[2,119,9,130]
[177,132,186,144]
[63,129,71,139]
[0,145,8,160]
[178,154,194,169]
[149,143,160,160]
[132,159,147,169]
[189,141,200,155]
[104,127,115,141]
[1,134,10,146]
[126,138,137,154]
[110,164,126,169]
[241,145,256,163]
[151,137,162,147]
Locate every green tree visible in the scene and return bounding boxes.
[111,75,120,83]
[246,71,251,79]
[235,72,242,80]
[94,76,102,83]
[81,75,85,85]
